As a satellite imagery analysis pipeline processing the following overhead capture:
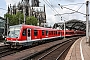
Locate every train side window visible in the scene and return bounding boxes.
[42,30,44,35]
[28,29,30,37]
[54,31,55,35]
[50,31,51,35]
[56,31,57,35]
[56,31,57,34]
[46,30,48,36]
[66,32,67,34]
[49,31,50,35]
[52,31,53,35]
[58,32,60,34]
[22,29,27,36]
[34,30,38,36]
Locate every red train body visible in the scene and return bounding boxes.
[5,24,85,48]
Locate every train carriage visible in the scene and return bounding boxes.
[5,24,61,48]
[74,30,86,36]
[60,30,74,37]
[5,24,85,48]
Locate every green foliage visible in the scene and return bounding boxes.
[4,12,38,26]
[26,16,38,26]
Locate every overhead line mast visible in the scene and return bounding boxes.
[86,0,89,44]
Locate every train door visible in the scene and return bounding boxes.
[27,28,31,41]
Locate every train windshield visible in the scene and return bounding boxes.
[8,26,21,38]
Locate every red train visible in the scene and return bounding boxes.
[5,24,85,48]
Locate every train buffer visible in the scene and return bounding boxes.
[65,36,90,60]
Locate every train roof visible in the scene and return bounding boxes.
[9,24,22,28]
[9,24,56,30]
[61,30,74,32]
[22,24,57,30]
[35,28,56,31]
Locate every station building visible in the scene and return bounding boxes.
[0,17,6,39]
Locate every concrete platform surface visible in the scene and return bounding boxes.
[0,42,4,46]
[65,36,90,60]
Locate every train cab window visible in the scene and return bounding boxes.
[46,30,48,36]
[34,30,38,36]
[22,29,27,36]
[42,30,44,35]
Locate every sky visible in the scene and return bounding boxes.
[0,0,90,26]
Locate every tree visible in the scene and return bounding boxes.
[4,12,38,26]
[4,12,24,26]
[26,16,38,26]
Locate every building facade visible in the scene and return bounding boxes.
[0,17,5,39]
[8,0,46,27]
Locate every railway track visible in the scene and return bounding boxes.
[0,45,29,58]
[0,46,9,53]
[0,37,80,60]
[37,40,74,60]
[20,37,78,60]
[0,46,19,58]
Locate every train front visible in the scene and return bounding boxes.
[5,25,22,48]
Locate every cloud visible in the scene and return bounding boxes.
[84,0,90,1]
[0,11,4,17]
[65,0,76,2]
[5,0,21,7]
[4,0,86,26]
[0,10,6,17]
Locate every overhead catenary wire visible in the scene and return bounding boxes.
[61,3,86,6]
[58,4,86,15]
[46,0,59,13]
[56,3,85,16]
[77,3,84,11]
[43,0,56,13]
[43,0,68,20]
[43,0,61,19]
[46,0,69,20]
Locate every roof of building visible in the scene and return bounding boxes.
[53,19,86,31]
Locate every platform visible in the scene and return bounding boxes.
[0,42,4,46]
[65,36,90,60]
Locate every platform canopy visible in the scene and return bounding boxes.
[53,19,86,31]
